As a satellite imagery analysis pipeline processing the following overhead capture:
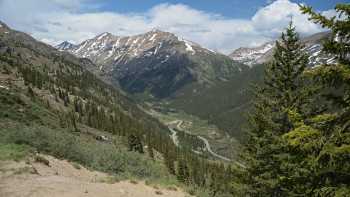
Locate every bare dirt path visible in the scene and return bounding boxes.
[0,155,188,197]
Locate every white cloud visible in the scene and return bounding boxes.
[252,0,323,38]
[0,0,333,54]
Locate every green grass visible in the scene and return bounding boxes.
[0,143,35,161]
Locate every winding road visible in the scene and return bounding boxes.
[155,111,245,168]
[167,120,233,162]
[166,120,181,147]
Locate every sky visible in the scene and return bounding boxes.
[0,0,348,54]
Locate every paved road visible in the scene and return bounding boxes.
[166,120,180,147]
[166,119,246,168]
[176,120,231,161]
[167,120,230,160]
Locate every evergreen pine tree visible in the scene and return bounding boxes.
[282,4,350,195]
[147,144,154,161]
[177,157,189,184]
[241,21,317,196]
[164,146,175,175]
[74,97,79,112]
[27,86,35,98]
[127,128,144,154]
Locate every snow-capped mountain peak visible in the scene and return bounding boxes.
[229,31,335,68]
[55,29,246,98]
[229,40,277,66]
[55,41,75,51]
[55,29,222,70]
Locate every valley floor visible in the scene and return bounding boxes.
[0,155,188,197]
[146,107,240,161]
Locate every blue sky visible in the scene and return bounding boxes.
[0,0,347,54]
[95,0,343,19]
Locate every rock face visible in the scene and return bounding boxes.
[57,29,248,98]
[229,31,335,68]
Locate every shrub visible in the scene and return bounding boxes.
[34,155,49,166]
[129,178,138,184]
[155,190,163,195]
[0,124,176,185]
[166,185,177,191]
[72,163,81,170]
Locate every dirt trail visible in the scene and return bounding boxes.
[0,155,188,197]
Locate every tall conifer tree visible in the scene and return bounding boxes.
[241,21,317,196]
[282,4,350,195]
[127,128,144,154]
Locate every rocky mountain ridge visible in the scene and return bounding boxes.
[55,41,75,51]
[57,29,248,98]
[229,31,335,67]
[229,40,277,66]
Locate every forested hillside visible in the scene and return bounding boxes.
[165,63,266,140]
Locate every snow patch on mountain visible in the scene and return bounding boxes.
[133,38,139,44]
[97,33,108,40]
[150,34,156,41]
[185,42,194,53]
[177,36,195,55]
[0,84,9,89]
[230,41,276,66]
[306,44,321,51]
[161,55,170,64]
[74,41,87,55]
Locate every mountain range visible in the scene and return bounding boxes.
[56,29,249,98]
[229,31,334,67]
[56,30,334,101]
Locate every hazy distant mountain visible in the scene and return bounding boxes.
[229,31,335,67]
[55,41,75,51]
[57,29,248,98]
[229,40,277,66]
